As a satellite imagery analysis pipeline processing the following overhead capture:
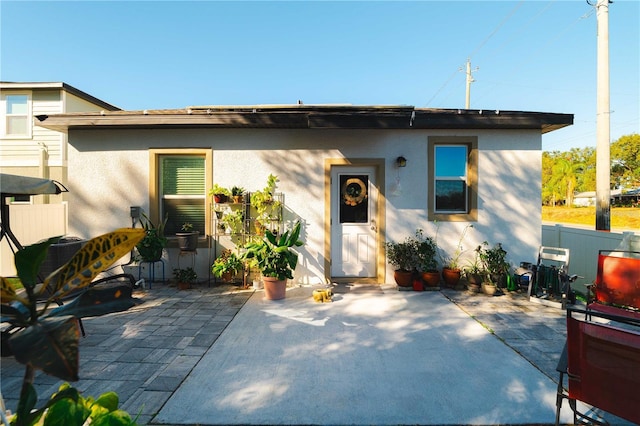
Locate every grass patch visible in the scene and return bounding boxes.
[542,206,640,230]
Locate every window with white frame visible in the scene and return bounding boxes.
[159,155,207,235]
[3,94,31,137]
[428,136,477,221]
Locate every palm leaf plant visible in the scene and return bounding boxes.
[1,228,145,426]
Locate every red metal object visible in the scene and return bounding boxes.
[566,310,640,425]
[556,250,640,425]
[591,250,640,308]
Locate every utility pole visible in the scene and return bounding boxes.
[465,58,478,109]
[594,0,611,231]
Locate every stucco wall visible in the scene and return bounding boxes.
[68,127,542,284]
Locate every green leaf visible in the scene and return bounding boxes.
[43,393,90,426]
[90,410,135,426]
[42,229,145,300]
[9,316,80,381]
[44,285,138,319]
[15,237,61,288]
[94,391,120,412]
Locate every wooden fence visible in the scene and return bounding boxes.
[542,223,640,294]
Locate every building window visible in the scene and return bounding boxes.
[428,136,477,222]
[150,149,212,237]
[3,94,31,138]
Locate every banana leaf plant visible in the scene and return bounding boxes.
[0,228,145,426]
[242,221,303,280]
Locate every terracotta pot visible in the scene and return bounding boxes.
[178,281,192,290]
[213,194,228,203]
[442,268,461,288]
[393,270,413,287]
[263,277,287,300]
[421,271,441,287]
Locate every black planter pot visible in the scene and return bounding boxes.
[176,232,199,252]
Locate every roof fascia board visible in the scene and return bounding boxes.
[34,107,573,133]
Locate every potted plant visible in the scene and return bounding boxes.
[385,236,419,287]
[212,249,243,282]
[464,245,485,293]
[415,228,440,288]
[231,186,246,204]
[479,241,510,295]
[176,222,199,252]
[242,221,304,300]
[210,184,230,204]
[136,211,168,262]
[438,224,473,288]
[250,174,281,233]
[173,266,197,290]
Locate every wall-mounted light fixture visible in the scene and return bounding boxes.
[396,156,407,167]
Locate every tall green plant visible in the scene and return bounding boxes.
[242,221,303,280]
[0,228,145,426]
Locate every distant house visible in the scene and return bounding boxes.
[36,100,573,285]
[0,82,119,274]
[573,189,640,207]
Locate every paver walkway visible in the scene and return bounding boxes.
[0,282,624,425]
[1,282,253,425]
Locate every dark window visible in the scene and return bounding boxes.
[339,174,369,223]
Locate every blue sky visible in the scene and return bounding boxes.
[1,1,638,152]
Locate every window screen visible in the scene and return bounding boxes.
[160,156,206,234]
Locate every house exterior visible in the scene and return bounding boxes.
[0,82,119,275]
[36,104,573,285]
[0,82,120,188]
[574,189,640,207]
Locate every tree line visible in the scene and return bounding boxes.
[542,133,640,206]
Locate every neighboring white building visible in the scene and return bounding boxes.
[0,82,119,275]
[0,82,119,187]
[36,103,573,285]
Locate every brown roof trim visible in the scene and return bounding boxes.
[34,105,572,134]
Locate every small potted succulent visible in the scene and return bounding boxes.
[176,222,199,252]
[210,184,230,204]
[231,186,246,204]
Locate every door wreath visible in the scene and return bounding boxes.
[342,178,368,206]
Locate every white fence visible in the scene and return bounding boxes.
[542,223,640,293]
[0,203,68,276]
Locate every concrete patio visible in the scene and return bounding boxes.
[0,282,630,425]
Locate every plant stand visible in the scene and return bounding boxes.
[137,259,166,289]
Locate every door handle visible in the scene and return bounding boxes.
[371,219,377,231]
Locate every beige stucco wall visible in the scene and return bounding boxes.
[67,127,542,284]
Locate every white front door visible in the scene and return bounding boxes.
[330,166,378,278]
